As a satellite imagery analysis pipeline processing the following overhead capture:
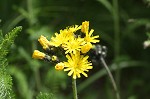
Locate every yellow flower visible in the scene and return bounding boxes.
[81,42,93,53]
[55,62,65,71]
[50,25,82,47]
[32,50,45,59]
[50,29,73,47]
[84,29,100,43]
[67,25,81,33]
[64,51,93,79]
[81,21,89,33]
[63,37,85,54]
[38,35,51,50]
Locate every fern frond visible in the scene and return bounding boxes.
[0,68,14,99]
[0,26,22,98]
[0,26,22,60]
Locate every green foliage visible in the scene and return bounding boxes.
[0,26,22,64]
[36,92,54,99]
[0,26,22,99]
[0,26,22,69]
[146,32,150,39]
[8,66,33,99]
[0,68,13,99]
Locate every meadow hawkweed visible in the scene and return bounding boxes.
[32,21,100,79]
[63,37,85,54]
[84,29,100,43]
[64,51,92,79]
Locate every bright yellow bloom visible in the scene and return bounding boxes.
[81,42,93,53]
[63,37,85,54]
[81,21,89,33]
[64,51,93,79]
[55,62,65,71]
[50,25,82,47]
[50,29,73,47]
[32,50,45,59]
[84,29,100,43]
[38,35,51,50]
[67,25,81,33]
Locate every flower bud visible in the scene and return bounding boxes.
[81,21,89,33]
[32,50,45,59]
[38,35,51,50]
[81,43,93,53]
[55,62,64,71]
[51,55,59,62]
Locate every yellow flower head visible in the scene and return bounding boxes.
[63,37,85,54]
[55,62,65,71]
[81,21,89,33]
[32,21,100,79]
[64,51,93,79]
[84,29,100,43]
[50,29,74,47]
[81,42,93,53]
[38,35,51,50]
[67,25,81,33]
[32,50,45,59]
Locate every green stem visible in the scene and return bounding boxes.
[32,41,41,91]
[112,0,121,90]
[113,0,120,56]
[72,78,78,99]
[27,0,34,26]
[27,0,41,91]
[100,57,120,99]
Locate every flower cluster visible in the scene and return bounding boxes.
[32,21,100,79]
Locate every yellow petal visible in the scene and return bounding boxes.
[68,70,74,76]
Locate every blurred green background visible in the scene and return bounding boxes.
[0,0,150,99]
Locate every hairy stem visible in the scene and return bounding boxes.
[100,57,120,99]
[72,78,78,99]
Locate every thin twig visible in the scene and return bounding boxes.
[100,57,120,99]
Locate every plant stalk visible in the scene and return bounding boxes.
[72,78,78,99]
[113,0,120,57]
[100,57,120,99]
[112,0,121,91]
